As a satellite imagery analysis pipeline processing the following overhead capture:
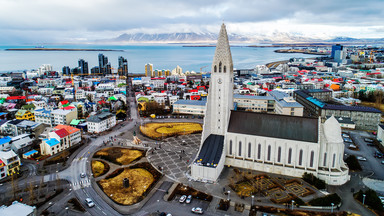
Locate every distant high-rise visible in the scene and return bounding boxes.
[98,53,109,75]
[145,63,153,77]
[91,66,100,75]
[118,56,128,76]
[62,66,70,76]
[331,44,343,58]
[78,59,89,75]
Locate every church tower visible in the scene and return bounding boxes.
[201,23,234,141]
[191,24,234,181]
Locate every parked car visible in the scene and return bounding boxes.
[80,173,86,178]
[191,207,203,214]
[342,133,349,138]
[381,161,384,165]
[179,195,187,203]
[85,198,95,207]
[364,138,374,143]
[343,137,353,143]
[186,195,192,204]
[357,156,367,161]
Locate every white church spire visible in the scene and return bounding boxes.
[212,23,233,72]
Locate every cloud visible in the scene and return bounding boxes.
[0,0,383,44]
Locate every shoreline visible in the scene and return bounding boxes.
[274,49,328,55]
[5,48,124,52]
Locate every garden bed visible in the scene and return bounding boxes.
[91,160,110,177]
[140,122,202,140]
[93,147,144,165]
[167,183,213,202]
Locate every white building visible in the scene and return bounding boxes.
[51,107,78,126]
[268,90,304,116]
[191,24,349,186]
[173,100,206,115]
[0,201,37,216]
[86,112,116,133]
[377,124,384,148]
[234,94,274,113]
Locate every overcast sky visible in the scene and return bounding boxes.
[1,0,383,44]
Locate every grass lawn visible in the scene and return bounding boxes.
[98,168,154,205]
[91,160,110,177]
[93,147,144,165]
[360,101,384,114]
[140,122,202,140]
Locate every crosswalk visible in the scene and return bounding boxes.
[70,178,91,190]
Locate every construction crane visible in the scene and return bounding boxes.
[200,65,209,73]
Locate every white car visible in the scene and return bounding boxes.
[357,156,367,161]
[85,198,95,208]
[80,173,86,178]
[179,195,187,203]
[186,195,192,204]
[342,133,349,138]
[191,207,203,214]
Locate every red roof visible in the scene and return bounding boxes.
[54,128,70,138]
[61,100,69,105]
[7,96,26,100]
[61,106,75,110]
[98,100,106,104]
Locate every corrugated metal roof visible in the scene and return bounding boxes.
[228,111,318,143]
[173,100,207,106]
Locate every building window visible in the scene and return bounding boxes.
[219,62,222,72]
[332,154,336,167]
[257,144,261,159]
[238,141,242,156]
[267,145,271,161]
[229,140,232,155]
[224,66,226,73]
[277,147,281,162]
[299,149,303,166]
[323,153,327,166]
[248,142,251,158]
[214,65,217,73]
[288,148,292,164]
[310,151,314,167]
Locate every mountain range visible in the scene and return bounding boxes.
[94,32,384,45]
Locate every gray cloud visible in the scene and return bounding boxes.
[0,0,383,44]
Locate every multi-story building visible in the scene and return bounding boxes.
[54,124,81,146]
[51,106,78,126]
[34,108,53,126]
[15,110,35,121]
[145,63,153,77]
[0,159,6,180]
[118,56,128,76]
[0,136,11,151]
[173,100,206,115]
[40,138,61,156]
[268,90,304,116]
[0,149,21,176]
[86,112,116,133]
[0,201,37,216]
[78,59,89,75]
[10,134,34,155]
[234,94,275,113]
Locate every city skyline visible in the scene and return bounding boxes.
[0,0,384,44]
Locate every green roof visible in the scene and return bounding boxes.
[70,119,81,126]
[109,96,117,101]
[22,104,35,110]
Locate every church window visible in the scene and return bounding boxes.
[257,144,261,159]
[310,151,314,167]
[238,141,242,156]
[214,65,217,73]
[332,154,336,167]
[219,62,222,72]
[277,147,281,162]
[224,66,226,73]
[299,150,303,166]
[288,148,292,164]
[267,145,271,161]
[229,140,232,155]
[323,153,327,166]
[248,142,251,158]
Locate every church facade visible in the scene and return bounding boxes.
[191,24,350,185]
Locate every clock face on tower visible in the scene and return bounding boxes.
[217,78,222,84]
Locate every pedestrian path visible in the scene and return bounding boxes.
[70,178,91,190]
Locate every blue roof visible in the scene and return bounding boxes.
[23,149,38,156]
[306,97,325,108]
[0,112,7,116]
[133,77,142,80]
[0,136,11,145]
[173,100,207,106]
[44,138,60,147]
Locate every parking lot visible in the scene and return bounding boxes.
[343,130,384,180]
[171,194,211,214]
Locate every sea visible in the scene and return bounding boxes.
[0,44,320,74]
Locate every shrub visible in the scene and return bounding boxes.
[308,193,341,206]
[354,189,384,212]
[345,155,362,171]
[302,172,326,189]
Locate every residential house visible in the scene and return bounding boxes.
[10,134,34,155]
[15,110,35,121]
[0,201,37,216]
[34,108,53,126]
[0,159,6,180]
[0,136,11,151]
[54,125,81,146]
[86,112,116,133]
[0,149,21,176]
[51,106,78,125]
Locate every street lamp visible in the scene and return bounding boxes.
[331,203,334,213]
[227,191,231,201]
[291,200,295,210]
[251,195,254,206]
[363,194,366,205]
